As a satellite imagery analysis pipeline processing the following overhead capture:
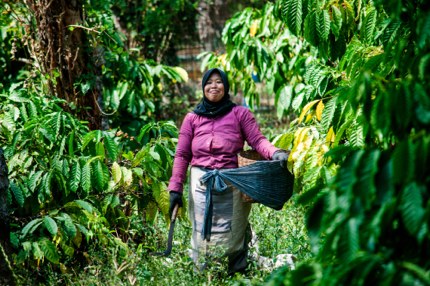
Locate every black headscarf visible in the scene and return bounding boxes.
[193,68,236,118]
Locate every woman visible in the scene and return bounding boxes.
[168,68,288,274]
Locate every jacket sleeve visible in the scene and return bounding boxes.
[168,113,194,193]
[238,107,279,160]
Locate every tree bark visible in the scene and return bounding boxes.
[0,148,15,286]
[25,0,103,130]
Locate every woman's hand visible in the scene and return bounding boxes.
[169,191,183,217]
[272,150,290,168]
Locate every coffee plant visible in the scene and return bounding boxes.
[203,0,430,284]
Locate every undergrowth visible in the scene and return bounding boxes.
[17,196,310,285]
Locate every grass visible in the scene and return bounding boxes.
[24,196,310,286]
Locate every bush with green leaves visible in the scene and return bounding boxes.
[202,0,430,284]
[0,83,178,273]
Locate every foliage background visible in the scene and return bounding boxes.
[1,0,429,285]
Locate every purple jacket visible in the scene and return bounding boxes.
[168,106,279,193]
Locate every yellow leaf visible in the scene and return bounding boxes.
[326,127,335,143]
[316,100,324,121]
[305,112,314,123]
[250,20,258,37]
[112,162,122,184]
[173,66,189,82]
[293,127,310,146]
[219,53,227,66]
[298,99,320,124]
[121,166,133,187]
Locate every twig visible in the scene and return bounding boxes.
[66,24,101,34]
[0,243,19,285]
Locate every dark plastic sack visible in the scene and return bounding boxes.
[199,161,294,240]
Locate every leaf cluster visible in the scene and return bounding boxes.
[206,0,430,284]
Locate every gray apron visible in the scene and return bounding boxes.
[189,167,251,273]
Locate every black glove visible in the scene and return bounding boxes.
[272,149,290,168]
[169,191,183,217]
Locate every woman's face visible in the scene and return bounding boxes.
[204,72,225,103]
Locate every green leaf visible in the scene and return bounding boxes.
[350,117,366,148]
[272,132,295,149]
[43,216,58,235]
[285,0,303,36]
[361,7,377,45]
[317,9,330,42]
[91,160,109,191]
[69,161,81,193]
[304,11,319,46]
[81,163,92,194]
[103,135,118,161]
[21,218,43,238]
[331,5,342,39]
[381,20,401,49]
[417,12,430,49]
[276,85,293,118]
[32,242,44,260]
[339,218,360,262]
[52,111,62,140]
[68,131,75,155]
[414,83,430,124]
[95,141,105,159]
[133,149,147,167]
[9,181,24,207]
[400,182,425,235]
[81,131,97,151]
[74,200,94,213]
[58,213,77,239]
[137,122,154,144]
[392,139,415,184]
[321,97,337,130]
[61,241,75,257]
[38,238,60,264]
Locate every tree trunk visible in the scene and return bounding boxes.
[25,0,103,130]
[0,148,15,286]
[197,0,232,53]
